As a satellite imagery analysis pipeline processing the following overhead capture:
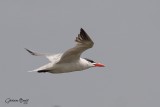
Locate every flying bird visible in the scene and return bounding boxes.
[25,28,105,74]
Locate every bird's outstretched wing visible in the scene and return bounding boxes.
[25,48,62,63]
[58,28,94,63]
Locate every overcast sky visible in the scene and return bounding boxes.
[0,0,160,107]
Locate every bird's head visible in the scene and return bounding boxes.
[84,58,105,67]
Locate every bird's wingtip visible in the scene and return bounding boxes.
[24,48,31,52]
[80,28,84,31]
[25,48,37,56]
[24,48,28,51]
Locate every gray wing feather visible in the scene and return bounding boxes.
[57,28,94,63]
[25,48,62,63]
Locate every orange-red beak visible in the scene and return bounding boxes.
[94,63,105,67]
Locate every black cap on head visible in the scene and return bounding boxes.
[84,58,95,63]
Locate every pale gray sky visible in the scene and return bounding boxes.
[0,0,160,107]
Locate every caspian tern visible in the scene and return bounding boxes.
[25,28,105,74]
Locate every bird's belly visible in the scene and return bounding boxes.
[49,63,88,73]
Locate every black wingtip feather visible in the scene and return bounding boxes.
[80,28,86,35]
[80,28,89,40]
[25,48,36,55]
[80,28,84,31]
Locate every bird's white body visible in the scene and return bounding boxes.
[32,57,92,73]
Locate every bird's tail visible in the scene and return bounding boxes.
[27,63,53,73]
[28,69,51,73]
[27,70,37,72]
